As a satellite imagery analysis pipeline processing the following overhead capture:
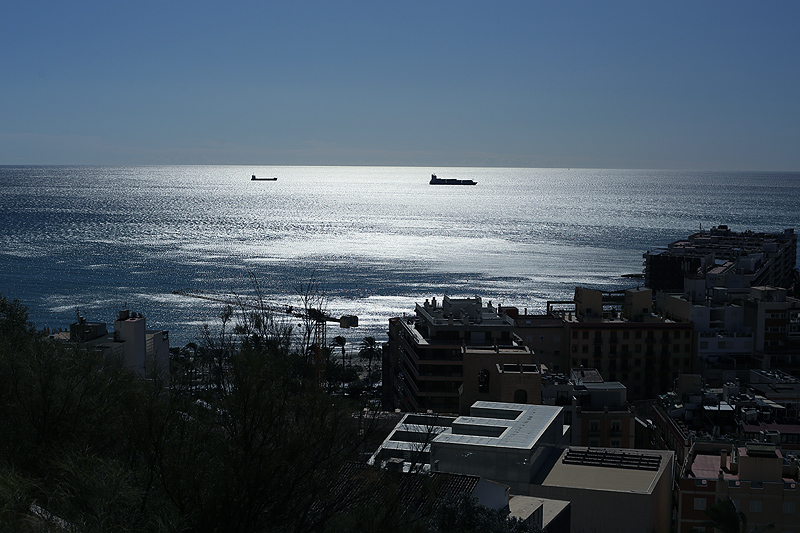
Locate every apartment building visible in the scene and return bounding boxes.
[744,286,800,373]
[57,309,170,380]
[542,369,637,448]
[657,285,800,380]
[385,296,520,413]
[557,287,695,400]
[677,441,800,533]
[459,345,540,414]
[643,226,797,292]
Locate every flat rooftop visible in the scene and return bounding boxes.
[540,447,673,494]
[689,445,796,483]
[433,401,562,450]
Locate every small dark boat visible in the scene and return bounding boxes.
[251,175,277,181]
[429,173,476,185]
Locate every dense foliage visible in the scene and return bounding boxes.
[0,294,539,532]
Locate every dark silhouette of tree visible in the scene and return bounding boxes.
[702,497,774,533]
[359,336,381,383]
[0,292,536,532]
[789,267,800,298]
[332,335,347,368]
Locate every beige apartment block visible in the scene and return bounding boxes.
[677,441,800,533]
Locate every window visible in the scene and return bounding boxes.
[611,420,621,434]
[589,420,599,434]
[750,501,762,513]
[694,498,707,510]
[783,502,796,514]
[478,369,490,393]
[513,389,527,403]
[610,439,621,448]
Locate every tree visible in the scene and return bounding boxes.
[3,291,502,531]
[426,494,541,533]
[0,293,175,531]
[359,336,382,383]
[789,267,800,298]
[295,274,329,364]
[702,497,774,533]
[332,335,347,368]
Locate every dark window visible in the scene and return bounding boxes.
[478,369,490,393]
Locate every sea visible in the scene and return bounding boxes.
[1,166,798,349]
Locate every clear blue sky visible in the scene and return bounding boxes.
[2,1,799,169]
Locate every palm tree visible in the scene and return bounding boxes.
[358,336,381,382]
[702,497,774,533]
[331,336,347,369]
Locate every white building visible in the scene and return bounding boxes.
[63,310,170,380]
[430,401,568,494]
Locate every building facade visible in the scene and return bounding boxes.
[643,226,797,292]
[558,287,695,400]
[385,296,521,413]
[677,441,800,533]
[59,310,170,380]
[459,345,541,414]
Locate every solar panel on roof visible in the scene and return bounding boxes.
[562,449,662,471]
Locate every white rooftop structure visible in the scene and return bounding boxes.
[434,401,563,450]
[431,401,568,493]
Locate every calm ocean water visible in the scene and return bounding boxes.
[1,166,798,347]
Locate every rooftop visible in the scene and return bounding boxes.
[433,401,562,450]
[541,447,673,494]
[415,296,516,330]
